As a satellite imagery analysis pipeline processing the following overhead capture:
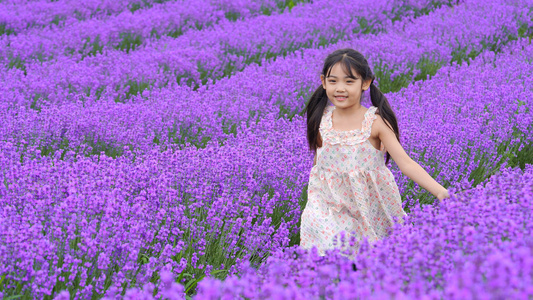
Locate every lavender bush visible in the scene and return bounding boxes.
[0,0,172,34]
[0,114,311,299]
[191,164,533,299]
[0,0,456,105]
[385,38,533,208]
[0,0,305,61]
[2,37,532,298]
[1,0,530,162]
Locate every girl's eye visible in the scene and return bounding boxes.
[347,81,354,83]
[328,80,336,83]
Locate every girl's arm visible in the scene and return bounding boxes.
[374,118,450,201]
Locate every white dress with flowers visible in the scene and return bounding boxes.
[300,105,407,256]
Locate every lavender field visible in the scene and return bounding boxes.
[1,0,532,299]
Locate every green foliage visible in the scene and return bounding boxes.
[84,85,106,100]
[506,142,533,170]
[166,27,184,38]
[519,23,533,39]
[352,0,457,35]
[128,2,142,13]
[120,79,152,101]
[78,35,104,58]
[115,32,144,53]
[451,24,533,66]
[295,86,318,119]
[220,118,238,137]
[158,62,171,74]
[451,45,483,66]
[373,62,414,94]
[288,184,308,246]
[498,106,533,171]
[86,138,128,159]
[160,121,213,149]
[261,5,273,16]
[386,0,456,22]
[194,21,204,31]
[187,0,456,88]
[37,135,128,161]
[175,67,196,88]
[352,17,378,35]
[393,151,445,212]
[276,0,309,12]
[70,31,144,59]
[225,11,241,22]
[278,103,303,121]
[0,23,17,36]
[414,57,444,81]
[509,12,533,41]
[50,15,66,26]
[7,56,27,76]
[73,10,86,21]
[29,93,46,112]
[127,0,173,13]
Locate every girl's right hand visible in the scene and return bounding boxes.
[437,189,450,201]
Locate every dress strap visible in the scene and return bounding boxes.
[365,106,386,152]
[319,105,334,131]
[361,106,378,140]
[364,106,378,128]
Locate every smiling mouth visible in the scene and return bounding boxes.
[335,96,347,100]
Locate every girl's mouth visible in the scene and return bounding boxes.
[335,96,347,101]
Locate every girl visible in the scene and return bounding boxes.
[300,48,449,258]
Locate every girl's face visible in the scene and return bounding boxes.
[320,62,371,108]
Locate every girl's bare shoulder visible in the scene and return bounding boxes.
[370,109,393,138]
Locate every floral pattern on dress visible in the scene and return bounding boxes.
[300,105,407,258]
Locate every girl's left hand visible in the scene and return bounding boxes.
[437,189,450,201]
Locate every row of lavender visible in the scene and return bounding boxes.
[188,164,533,299]
[0,0,169,33]
[0,0,454,104]
[101,32,533,299]
[1,30,532,300]
[0,0,294,35]
[1,0,529,162]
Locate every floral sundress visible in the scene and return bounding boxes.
[300,105,407,257]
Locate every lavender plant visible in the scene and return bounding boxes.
[190,164,533,299]
[2,37,533,297]
[1,0,529,162]
[0,0,301,64]
[0,0,456,103]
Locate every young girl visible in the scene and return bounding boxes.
[300,48,450,257]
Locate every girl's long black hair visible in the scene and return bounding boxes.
[303,48,400,165]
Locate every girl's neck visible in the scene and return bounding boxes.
[332,103,366,118]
